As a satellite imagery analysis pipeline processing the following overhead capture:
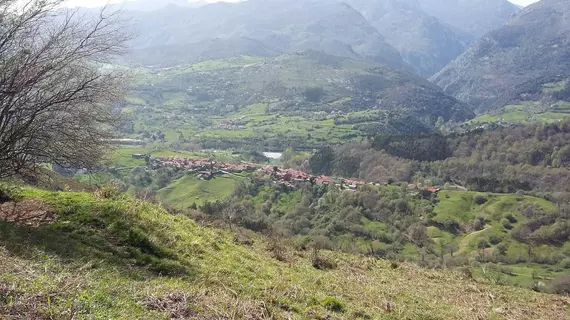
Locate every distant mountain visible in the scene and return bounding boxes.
[432,0,570,112]
[419,0,520,37]
[121,0,408,70]
[106,0,207,11]
[346,0,472,76]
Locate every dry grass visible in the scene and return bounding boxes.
[0,199,54,227]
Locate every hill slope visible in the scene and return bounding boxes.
[124,52,474,149]
[0,187,568,319]
[432,0,570,112]
[346,0,472,76]
[419,0,519,37]
[121,0,407,70]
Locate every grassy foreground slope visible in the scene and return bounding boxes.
[0,187,568,319]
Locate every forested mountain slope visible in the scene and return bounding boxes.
[123,52,474,149]
[432,0,570,112]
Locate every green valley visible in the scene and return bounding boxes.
[3,0,570,319]
[119,53,473,150]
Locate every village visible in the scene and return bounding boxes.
[140,154,441,194]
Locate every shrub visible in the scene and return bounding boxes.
[268,239,288,262]
[477,238,490,249]
[472,218,485,231]
[495,243,508,256]
[489,234,503,245]
[501,218,513,230]
[312,253,337,270]
[504,213,518,223]
[322,297,345,313]
[0,185,22,203]
[474,195,488,205]
[96,185,122,200]
[560,258,570,269]
[442,218,461,234]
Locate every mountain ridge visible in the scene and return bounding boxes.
[120,0,409,71]
[345,0,473,76]
[432,0,570,112]
[419,0,520,37]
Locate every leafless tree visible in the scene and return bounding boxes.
[0,0,130,179]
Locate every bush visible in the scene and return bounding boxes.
[474,195,488,205]
[96,185,122,200]
[322,297,345,313]
[477,238,490,249]
[312,254,337,270]
[0,185,22,203]
[489,234,503,245]
[501,218,513,230]
[560,258,570,269]
[495,243,508,256]
[504,213,518,223]
[442,218,461,234]
[472,218,485,231]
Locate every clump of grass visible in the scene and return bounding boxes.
[95,185,123,200]
[322,296,345,313]
[267,238,289,262]
[0,185,22,203]
[143,292,194,319]
[312,253,337,270]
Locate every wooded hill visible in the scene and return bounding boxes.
[122,52,473,150]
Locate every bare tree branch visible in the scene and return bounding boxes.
[0,0,131,179]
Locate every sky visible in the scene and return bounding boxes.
[65,0,541,8]
[509,0,539,5]
[65,0,229,8]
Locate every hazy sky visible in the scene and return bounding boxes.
[65,0,541,8]
[509,0,539,5]
[65,0,233,8]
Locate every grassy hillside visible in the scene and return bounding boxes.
[429,190,570,284]
[157,175,242,209]
[120,52,473,150]
[0,186,568,319]
[181,174,570,286]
